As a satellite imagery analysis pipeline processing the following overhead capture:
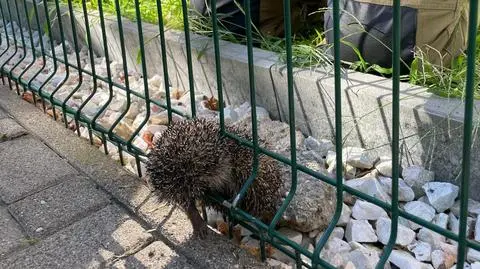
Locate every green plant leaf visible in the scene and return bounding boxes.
[136,48,142,64]
[28,7,36,25]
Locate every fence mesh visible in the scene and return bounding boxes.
[0,0,479,268]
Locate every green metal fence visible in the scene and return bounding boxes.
[0,0,479,268]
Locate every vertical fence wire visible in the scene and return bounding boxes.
[91,0,114,156]
[155,0,173,124]
[180,0,196,118]
[40,0,59,113]
[9,0,27,94]
[2,1,19,91]
[17,0,37,93]
[210,0,225,132]
[0,1,11,85]
[128,0,152,177]
[311,0,344,267]
[50,0,71,121]
[27,0,47,109]
[457,0,479,267]
[269,0,298,236]
[376,0,401,267]
[107,0,132,156]
[0,0,9,62]
[75,0,98,140]
[61,0,84,127]
[231,0,260,219]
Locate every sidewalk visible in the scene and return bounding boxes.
[0,86,269,269]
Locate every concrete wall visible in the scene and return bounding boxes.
[4,0,480,195]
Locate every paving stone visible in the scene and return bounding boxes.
[136,196,269,268]
[0,205,153,268]
[0,137,76,203]
[100,173,153,212]
[0,118,28,141]
[0,207,26,258]
[8,176,111,238]
[112,241,195,269]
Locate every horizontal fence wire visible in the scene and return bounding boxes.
[0,0,478,268]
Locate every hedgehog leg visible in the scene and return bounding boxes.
[185,200,209,239]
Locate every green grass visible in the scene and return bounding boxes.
[59,1,479,99]
[409,43,480,100]
[66,0,184,29]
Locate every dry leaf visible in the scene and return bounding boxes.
[203,96,225,111]
[171,88,185,100]
[21,92,36,104]
[46,108,62,121]
[142,131,154,149]
[216,220,229,236]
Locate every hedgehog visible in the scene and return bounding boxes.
[146,117,283,238]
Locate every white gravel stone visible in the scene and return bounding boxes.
[403,201,436,230]
[376,217,415,247]
[345,177,391,203]
[375,157,393,177]
[433,213,449,229]
[345,219,378,243]
[379,176,415,202]
[431,250,446,269]
[266,258,291,269]
[277,227,303,245]
[347,247,380,269]
[450,199,480,218]
[316,227,345,245]
[110,98,127,112]
[417,228,446,250]
[408,241,432,262]
[90,92,109,105]
[469,249,480,263]
[343,147,379,169]
[448,213,475,242]
[133,137,149,152]
[132,112,146,129]
[418,195,432,205]
[402,165,435,198]
[423,182,459,213]
[326,150,336,167]
[352,200,388,220]
[344,164,357,179]
[344,261,356,269]
[147,74,164,89]
[389,250,434,269]
[339,203,353,226]
[234,102,270,122]
[223,107,239,124]
[304,136,334,157]
[326,237,352,253]
[82,101,102,118]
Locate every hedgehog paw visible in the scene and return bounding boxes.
[193,224,209,239]
[185,201,210,239]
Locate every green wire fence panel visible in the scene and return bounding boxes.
[0,0,478,268]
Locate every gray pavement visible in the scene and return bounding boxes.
[0,87,270,268]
